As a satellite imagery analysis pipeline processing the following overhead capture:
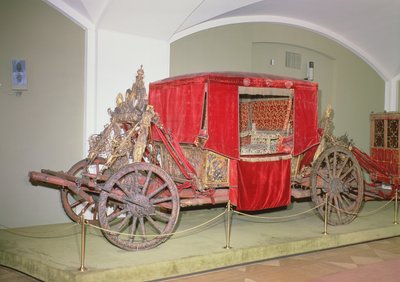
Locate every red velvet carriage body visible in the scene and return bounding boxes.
[149,72,319,211]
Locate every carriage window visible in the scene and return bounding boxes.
[387,119,399,148]
[373,119,384,147]
[238,87,293,155]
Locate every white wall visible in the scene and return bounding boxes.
[0,0,85,227]
[0,1,170,228]
[94,30,170,133]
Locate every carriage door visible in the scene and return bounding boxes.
[237,87,294,211]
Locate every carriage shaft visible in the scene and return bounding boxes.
[29,171,95,204]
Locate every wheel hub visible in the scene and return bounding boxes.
[127,194,155,217]
[329,177,343,195]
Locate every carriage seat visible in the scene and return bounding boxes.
[240,126,282,155]
[239,99,293,156]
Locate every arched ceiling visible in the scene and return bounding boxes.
[46,0,400,80]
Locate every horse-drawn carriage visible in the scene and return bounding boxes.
[29,67,398,250]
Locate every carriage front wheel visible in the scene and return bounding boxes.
[98,162,180,251]
[311,145,364,225]
[61,157,106,225]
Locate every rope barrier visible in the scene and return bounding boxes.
[0,192,397,242]
[233,202,324,220]
[326,196,395,216]
[85,209,227,238]
[2,194,397,272]
[0,223,80,239]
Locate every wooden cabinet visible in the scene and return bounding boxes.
[370,112,400,181]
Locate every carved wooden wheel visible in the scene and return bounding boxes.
[311,146,364,225]
[61,158,106,224]
[98,162,180,251]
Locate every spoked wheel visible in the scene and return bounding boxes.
[98,162,180,251]
[311,145,364,225]
[61,157,106,224]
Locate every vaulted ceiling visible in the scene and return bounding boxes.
[46,0,400,80]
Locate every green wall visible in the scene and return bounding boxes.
[0,0,85,227]
[170,23,385,151]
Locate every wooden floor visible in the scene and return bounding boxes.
[2,236,400,282]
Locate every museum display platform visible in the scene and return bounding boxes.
[1,200,400,282]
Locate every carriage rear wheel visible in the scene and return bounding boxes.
[311,145,364,225]
[61,158,106,224]
[98,162,180,251]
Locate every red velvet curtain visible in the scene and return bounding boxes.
[237,157,291,211]
[149,82,206,143]
[293,84,319,156]
[205,82,239,159]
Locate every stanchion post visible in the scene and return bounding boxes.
[78,214,88,272]
[394,187,398,225]
[224,200,232,249]
[322,194,329,235]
